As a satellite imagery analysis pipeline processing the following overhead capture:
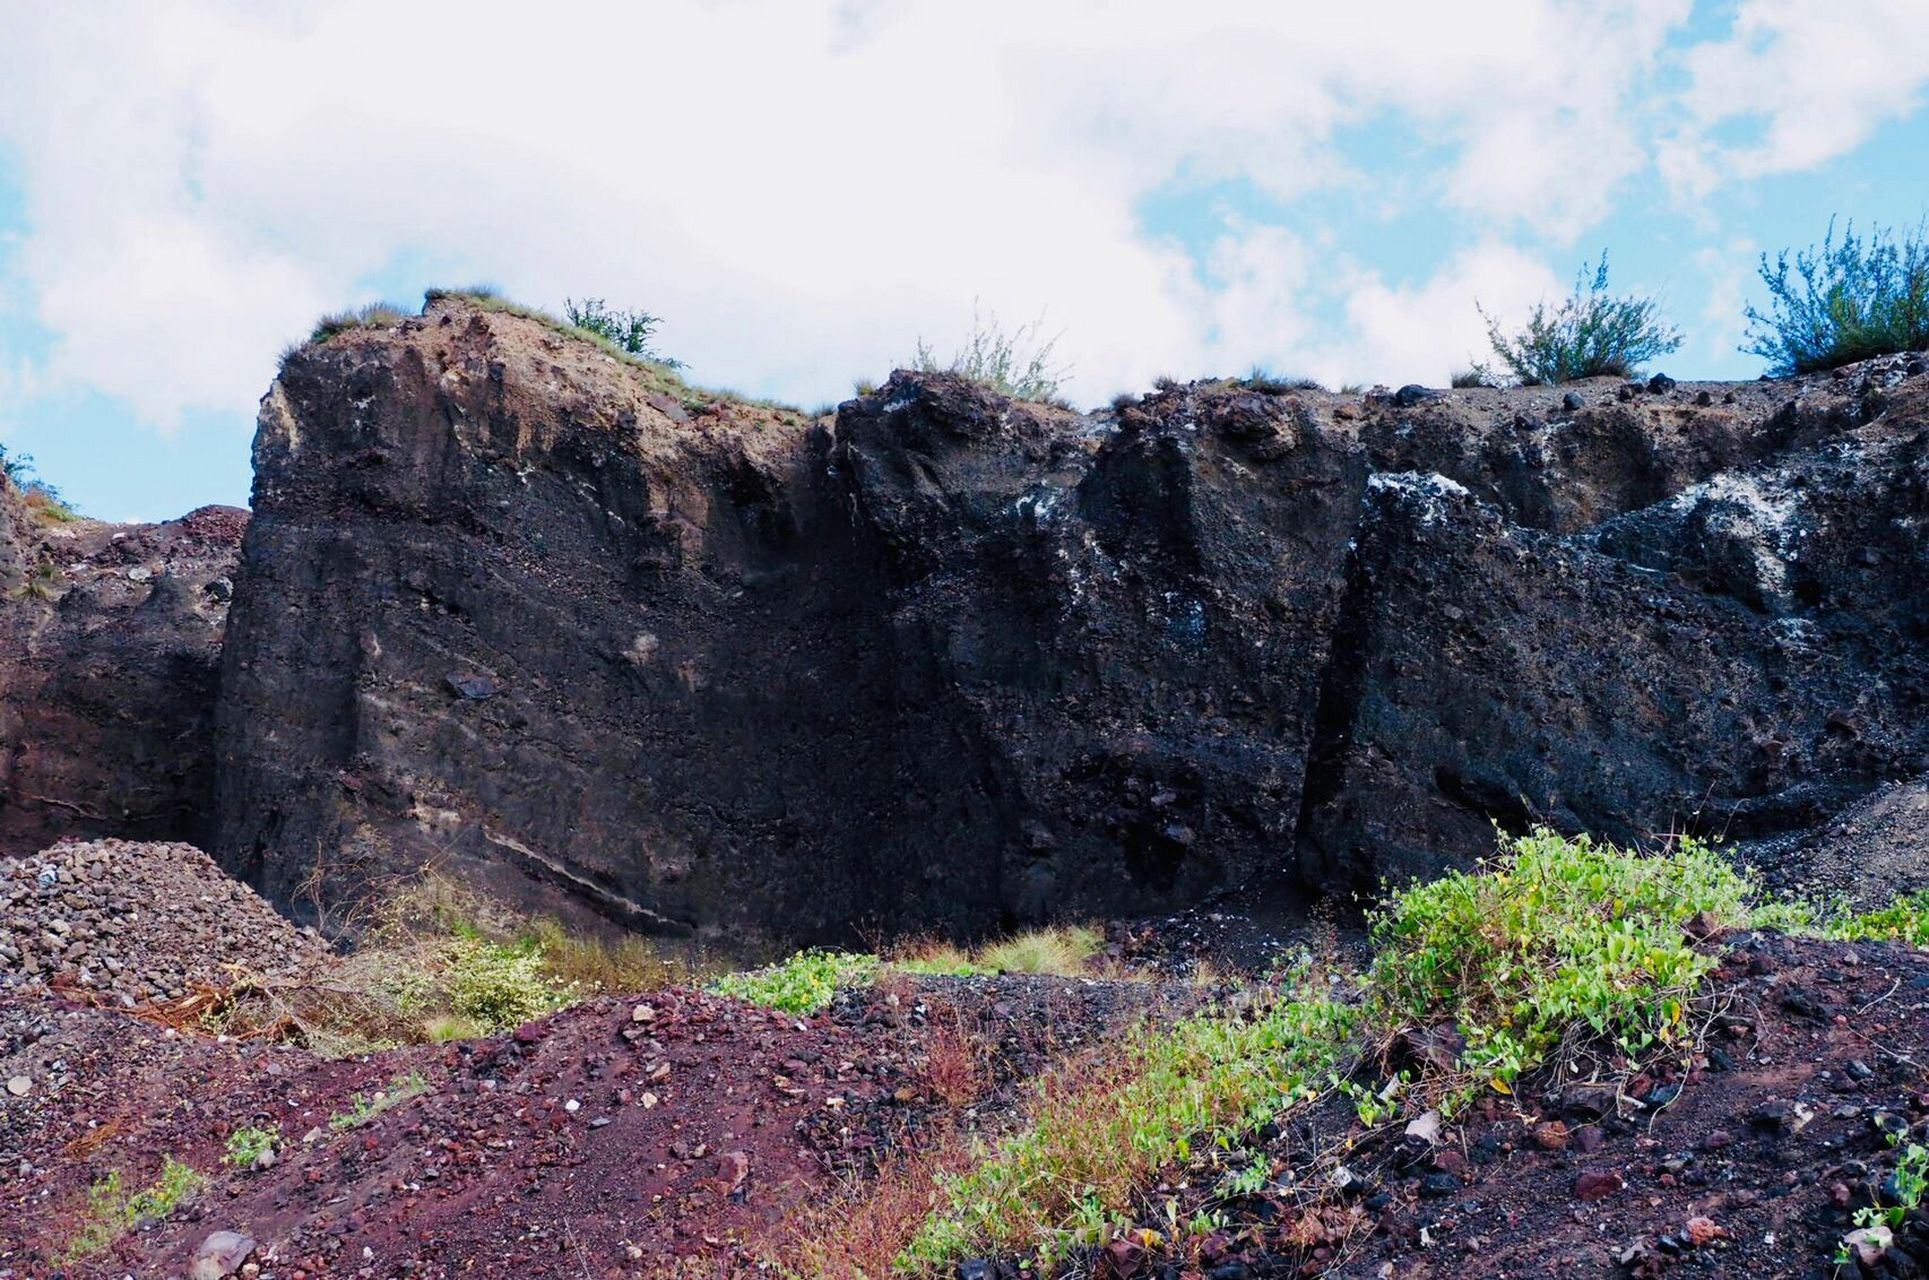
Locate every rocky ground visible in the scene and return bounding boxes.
[0,840,327,1005]
[1,845,1925,1279]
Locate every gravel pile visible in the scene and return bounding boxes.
[0,839,328,1004]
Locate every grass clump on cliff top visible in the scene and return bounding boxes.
[1476,251,1682,385]
[911,303,1071,405]
[1743,218,1929,375]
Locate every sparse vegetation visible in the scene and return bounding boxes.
[710,949,881,1015]
[0,444,77,521]
[1243,366,1325,394]
[1449,367,1492,389]
[1477,252,1682,385]
[900,988,1356,1270]
[195,869,709,1054]
[310,301,410,343]
[892,829,1787,1272]
[564,296,680,367]
[328,1070,429,1131]
[1743,218,1929,375]
[912,304,1070,404]
[223,1124,278,1170]
[60,1156,205,1263]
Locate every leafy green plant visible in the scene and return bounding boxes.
[896,828,1772,1273]
[1368,829,1748,1105]
[61,1156,205,1262]
[223,1124,278,1170]
[1744,218,1929,375]
[709,949,880,1015]
[1855,1136,1927,1233]
[1827,889,1929,947]
[1477,252,1682,385]
[441,935,573,1030]
[564,296,680,367]
[912,303,1069,403]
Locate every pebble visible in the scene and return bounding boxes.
[5,1075,29,1097]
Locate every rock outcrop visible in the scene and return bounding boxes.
[207,297,1929,941]
[0,477,244,853]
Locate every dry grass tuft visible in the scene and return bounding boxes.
[977,924,1103,976]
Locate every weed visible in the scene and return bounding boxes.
[912,302,1069,403]
[60,1156,204,1262]
[328,1070,429,1131]
[222,1124,278,1170]
[923,1014,987,1108]
[1744,218,1929,375]
[709,949,880,1015]
[1477,252,1682,385]
[1449,367,1492,389]
[1850,1132,1927,1248]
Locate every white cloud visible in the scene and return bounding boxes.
[1662,0,1929,198]
[0,0,1918,434]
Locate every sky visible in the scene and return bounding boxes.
[0,1,1926,521]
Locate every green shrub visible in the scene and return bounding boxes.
[1477,252,1681,385]
[61,1156,205,1262]
[442,936,572,1029]
[564,296,680,367]
[1369,829,1747,1101]
[912,304,1069,403]
[709,949,879,1015]
[1743,219,1929,375]
[1826,890,1929,947]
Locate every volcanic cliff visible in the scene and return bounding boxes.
[163,296,1929,943]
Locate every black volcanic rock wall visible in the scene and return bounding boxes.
[208,299,1929,942]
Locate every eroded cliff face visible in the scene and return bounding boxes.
[0,478,245,852]
[209,298,1929,941]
